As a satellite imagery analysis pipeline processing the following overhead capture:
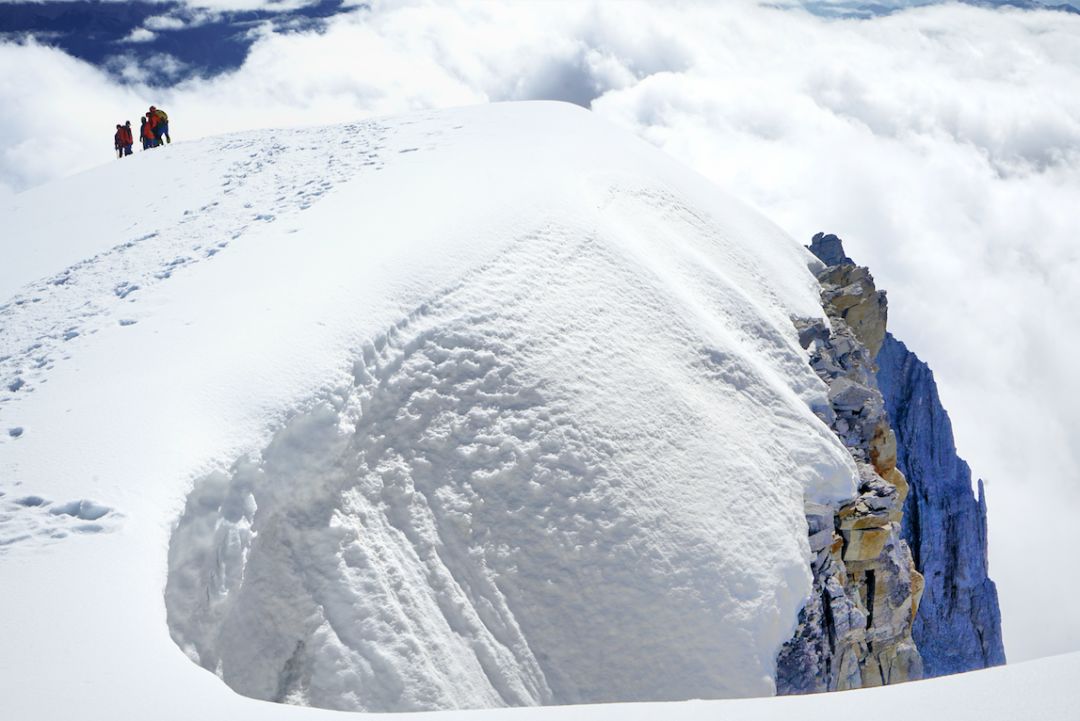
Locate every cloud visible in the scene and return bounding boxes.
[176,0,322,11]
[144,15,189,31]
[1,0,1079,663]
[121,12,205,46]
[588,2,1080,662]
[104,50,192,84]
[0,40,146,197]
[121,28,158,44]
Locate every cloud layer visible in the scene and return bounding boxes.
[2,0,1079,664]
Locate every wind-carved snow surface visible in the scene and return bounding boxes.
[164,177,856,709]
[1,102,857,717]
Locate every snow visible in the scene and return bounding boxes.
[0,100,866,716]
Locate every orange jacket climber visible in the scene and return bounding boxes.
[148,106,170,145]
[142,116,156,147]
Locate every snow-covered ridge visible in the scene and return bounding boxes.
[2,101,858,716]
[0,117,397,410]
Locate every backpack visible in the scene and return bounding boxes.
[155,109,169,123]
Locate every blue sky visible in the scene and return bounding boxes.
[0,1,352,83]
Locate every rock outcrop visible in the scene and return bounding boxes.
[777,233,924,693]
[814,237,888,359]
[778,231,1005,692]
[876,333,1006,676]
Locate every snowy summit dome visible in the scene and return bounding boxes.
[0,102,857,716]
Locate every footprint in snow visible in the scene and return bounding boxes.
[0,493,120,552]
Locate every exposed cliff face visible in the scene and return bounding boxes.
[779,232,1005,692]
[876,333,1006,676]
[777,233,923,693]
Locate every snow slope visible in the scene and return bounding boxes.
[0,101,859,715]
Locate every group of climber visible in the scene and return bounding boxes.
[113,105,170,158]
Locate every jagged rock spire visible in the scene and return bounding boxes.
[877,334,1006,675]
[808,232,854,267]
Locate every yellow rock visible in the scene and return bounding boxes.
[870,424,898,475]
[883,467,908,501]
[883,467,908,523]
[841,300,886,358]
[842,527,891,561]
[848,514,891,530]
[828,293,864,313]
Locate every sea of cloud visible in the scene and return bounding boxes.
[1,0,1078,664]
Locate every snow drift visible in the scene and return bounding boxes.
[1,102,857,715]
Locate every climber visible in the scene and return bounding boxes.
[141,115,155,149]
[113,124,125,159]
[146,110,158,147]
[149,106,170,146]
[121,121,134,157]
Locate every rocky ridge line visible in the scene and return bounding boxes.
[776,233,924,693]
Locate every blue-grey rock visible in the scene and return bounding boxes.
[829,377,876,412]
[876,332,1006,676]
[809,232,854,267]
